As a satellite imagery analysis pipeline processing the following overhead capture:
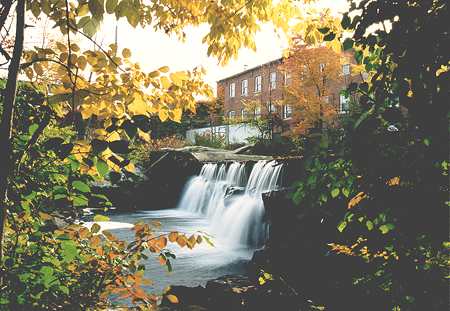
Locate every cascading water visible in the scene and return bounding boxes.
[177,160,283,249]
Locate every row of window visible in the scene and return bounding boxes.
[228,95,349,120]
[229,72,277,98]
[229,64,351,99]
[228,104,292,119]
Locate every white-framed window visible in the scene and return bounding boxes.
[229,82,235,98]
[269,103,276,113]
[284,104,292,119]
[241,79,248,95]
[269,72,276,90]
[285,73,292,85]
[342,64,350,75]
[229,110,235,119]
[241,108,247,117]
[255,107,261,119]
[255,76,262,93]
[340,94,350,113]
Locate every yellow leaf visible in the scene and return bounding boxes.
[118,292,130,299]
[176,235,187,248]
[142,277,152,287]
[91,235,101,247]
[94,129,107,136]
[122,48,131,58]
[150,221,162,227]
[24,67,34,80]
[158,66,170,73]
[99,290,110,299]
[160,76,171,89]
[33,63,44,76]
[38,212,52,220]
[77,55,87,71]
[78,226,89,238]
[159,110,169,122]
[162,286,171,294]
[166,294,179,304]
[96,245,105,255]
[80,106,92,119]
[148,70,160,78]
[169,109,182,123]
[387,176,400,186]
[91,223,101,233]
[156,235,167,249]
[158,254,166,265]
[168,231,179,243]
[170,72,182,87]
[331,39,341,54]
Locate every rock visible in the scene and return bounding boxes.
[205,275,256,311]
[160,285,207,309]
[41,216,71,231]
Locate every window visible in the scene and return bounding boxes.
[269,103,276,113]
[342,64,350,75]
[241,108,247,117]
[255,76,262,93]
[229,83,235,98]
[285,73,292,85]
[241,79,248,95]
[269,72,276,90]
[255,107,261,119]
[229,110,235,119]
[340,94,349,113]
[284,104,291,119]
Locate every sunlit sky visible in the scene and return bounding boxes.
[21,0,350,98]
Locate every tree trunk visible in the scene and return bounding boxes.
[0,0,25,284]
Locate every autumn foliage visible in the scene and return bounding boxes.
[281,37,345,138]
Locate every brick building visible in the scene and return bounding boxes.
[217,57,288,120]
[216,54,364,136]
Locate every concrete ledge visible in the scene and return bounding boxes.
[191,152,273,162]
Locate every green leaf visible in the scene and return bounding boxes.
[342,188,350,197]
[318,27,330,34]
[55,143,73,160]
[323,32,336,41]
[73,194,88,207]
[293,191,305,205]
[406,296,415,303]
[320,193,328,202]
[379,225,389,234]
[366,220,373,230]
[343,38,354,51]
[341,13,351,29]
[96,160,109,177]
[72,181,91,193]
[109,171,122,185]
[109,140,132,154]
[91,139,109,154]
[337,221,347,233]
[93,215,110,222]
[28,124,39,136]
[105,0,118,14]
[165,259,172,275]
[331,188,340,198]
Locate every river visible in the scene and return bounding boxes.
[81,160,284,306]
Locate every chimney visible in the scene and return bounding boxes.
[243,64,248,71]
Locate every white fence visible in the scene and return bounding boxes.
[186,123,260,144]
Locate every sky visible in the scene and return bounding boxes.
[92,0,350,99]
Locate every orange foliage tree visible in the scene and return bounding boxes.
[281,36,345,139]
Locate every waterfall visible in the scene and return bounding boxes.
[176,160,283,248]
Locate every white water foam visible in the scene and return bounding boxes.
[177,160,283,249]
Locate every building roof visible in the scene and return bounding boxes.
[216,56,284,83]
